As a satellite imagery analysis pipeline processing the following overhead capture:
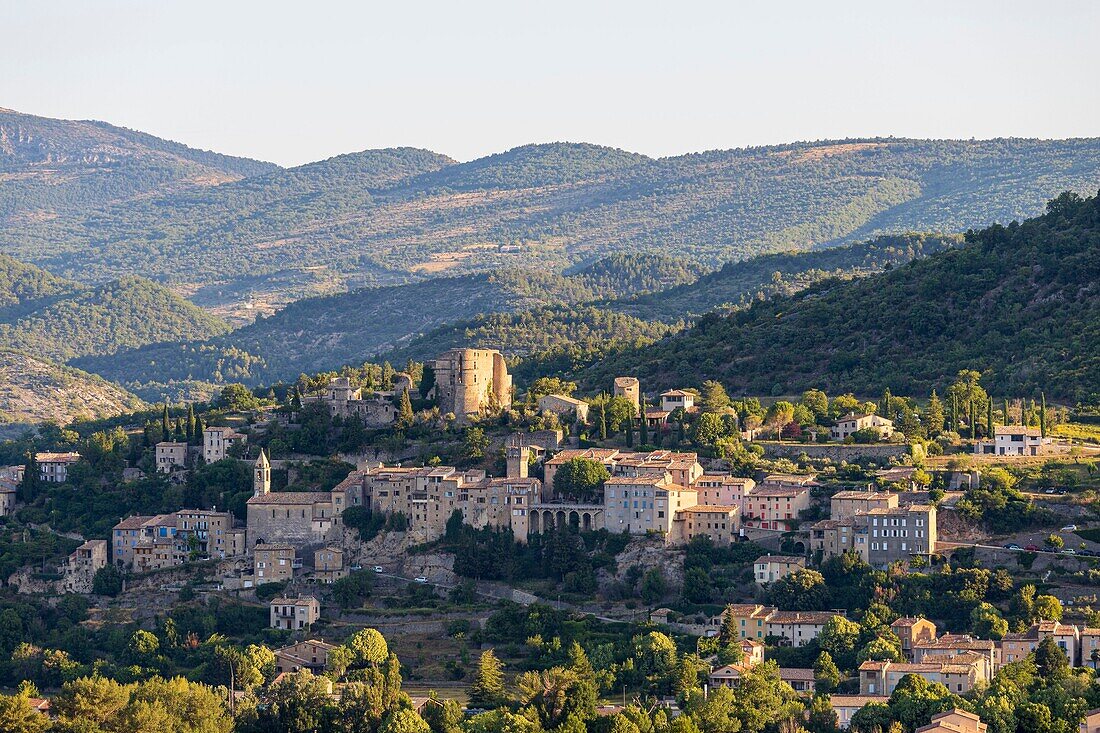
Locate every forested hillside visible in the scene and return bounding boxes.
[609,232,962,322]
[583,191,1100,401]
[0,275,232,360]
[0,107,276,222]
[70,254,700,394]
[3,124,1099,307]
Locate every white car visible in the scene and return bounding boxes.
[373,566,384,573]
[1062,525,1078,532]
[414,576,428,583]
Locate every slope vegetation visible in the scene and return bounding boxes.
[0,107,277,223]
[3,129,1099,306]
[583,191,1100,400]
[0,349,145,433]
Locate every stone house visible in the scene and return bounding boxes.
[859,653,988,695]
[253,543,296,584]
[831,413,894,441]
[973,425,1050,456]
[312,546,346,583]
[613,377,640,412]
[830,490,898,519]
[60,540,107,593]
[753,554,806,585]
[303,377,396,427]
[537,394,589,423]
[270,596,320,630]
[890,617,938,659]
[274,640,336,674]
[202,426,244,463]
[155,442,189,473]
[36,452,81,483]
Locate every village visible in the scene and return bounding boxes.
[2,347,1100,733]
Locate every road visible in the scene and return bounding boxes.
[937,541,1094,558]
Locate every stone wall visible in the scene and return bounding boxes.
[758,441,910,462]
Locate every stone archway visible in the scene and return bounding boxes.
[530,511,541,535]
[569,511,580,529]
[582,512,592,531]
[555,510,566,528]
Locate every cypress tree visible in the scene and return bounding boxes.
[625,411,634,447]
[969,400,976,441]
[186,404,196,443]
[161,403,171,443]
[986,400,994,438]
[882,388,892,419]
[598,399,608,441]
[193,415,205,445]
[639,397,649,445]
[951,393,959,432]
[1003,398,1010,426]
[397,388,415,428]
[1040,393,1047,438]
[19,452,41,503]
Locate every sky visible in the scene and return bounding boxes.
[3,0,1099,167]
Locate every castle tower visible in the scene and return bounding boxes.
[506,435,530,479]
[614,377,640,413]
[254,448,271,496]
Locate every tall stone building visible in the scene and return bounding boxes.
[614,377,640,412]
[431,348,512,423]
[506,435,530,479]
[254,448,271,496]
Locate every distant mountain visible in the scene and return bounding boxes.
[2,121,1099,308]
[0,254,231,361]
[0,107,277,224]
[581,191,1100,401]
[71,254,701,395]
[0,349,145,434]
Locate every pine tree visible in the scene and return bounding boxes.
[639,396,649,445]
[398,388,415,428]
[469,649,506,708]
[291,386,303,411]
[923,390,945,438]
[1040,392,1047,438]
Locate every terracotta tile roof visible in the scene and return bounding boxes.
[779,667,815,681]
[36,452,81,463]
[768,611,837,625]
[832,490,895,501]
[247,491,333,505]
[680,504,739,513]
[113,515,155,530]
[829,695,889,708]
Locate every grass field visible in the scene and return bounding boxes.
[1053,422,1100,444]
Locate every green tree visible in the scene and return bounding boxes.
[552,457,610,502]
[800,389,829,422]
[346,628,389,666]
[469,649,507,709]
[682,567,713,604]
[693,412,727,447]
[1033,594,1063,621]
[128,629,160,659]
[464,428,490,459]
[765,401,795,439]
[1034,636,1069,679]
[19,451,41,502]
[813,651,841,694]
[380,708,431,733]
[93,565,124,596]
[397,388,415,429]
[218,384,260,411]
[422,696,464,733]
[923,390,945,437]
[640,568,667,605]
[700,380,731,413]
[764,569,829,611]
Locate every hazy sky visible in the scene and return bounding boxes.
[4,0,1098,166]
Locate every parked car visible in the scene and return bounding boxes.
[1025,544,1040,551]
[1004,544,1022,550]
[350,564,363,571]
[373,566,384,573]
[414,576,428,583]
[1062,525,1078,532]
[1062,548,1077,555]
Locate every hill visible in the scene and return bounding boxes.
[70,254,700,394]
[0,349,145,434]
[0,107,277,223]
[581,191,1100,401]
[2,123,1100,306]
[608,232,963,322]
[0,273,232,361]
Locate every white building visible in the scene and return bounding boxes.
[203,426,244,463]
[36,452,81,483]
[974,425,1049,456]
[270,596,320,630]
